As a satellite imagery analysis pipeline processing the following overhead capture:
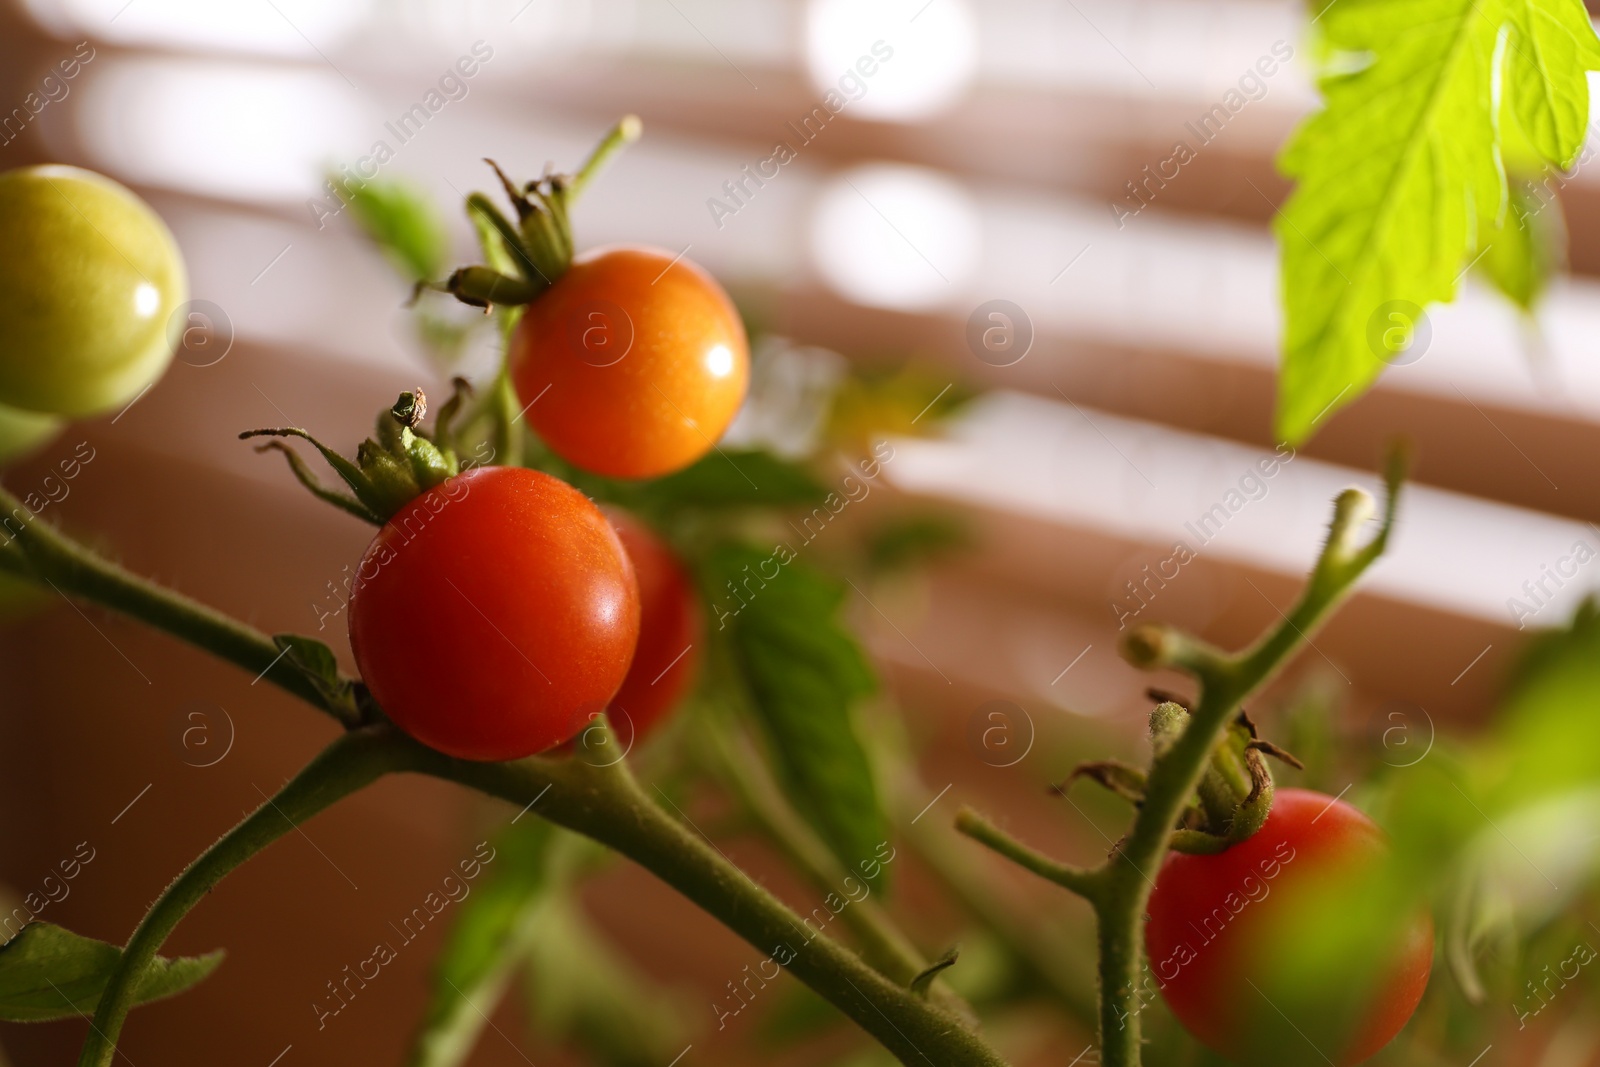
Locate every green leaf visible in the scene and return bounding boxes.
[1474,179,1558,311]
[633,450,827,512]
[1476,96,1565,313]
[0,922,221,1022]
[826,367,974,452]
[1492,596,1600,804]
[1259,596,1600,1022]
[409,824,559,1067]
[1442,787,1600,1000]
[413,823,687,1067]
[1504,0,1600,166]
[708,545,890,886]
[271,633,355,715]
[1274,0,1600,442]
[521,895,688,1067]
[342,178,449,282]
[864,514,969,573]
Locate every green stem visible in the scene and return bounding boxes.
[563,115,642,202]
[959,458,1404,1067]
[408,830,598,1067]
[76,715,1012,1067]
[77,729,410,1067]
[0,500,1002,1065]
[701,719,950,1002]
[0,484,355,725]
[1103,476,1399,1067]
[953,809,1103,901]
[899,798,1099,1026]
[491,369,522,468]
[416,746,1009,1067]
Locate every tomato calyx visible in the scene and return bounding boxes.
[240,386,469,524]
[419,116,642,312]
[1056,691,1304,855]
[1170,699,1304,854]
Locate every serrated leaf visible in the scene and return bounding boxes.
[633,450,827,512]
[0,922,221,1022]
[343,178,449,282]
[1274,0,1600,442]
[1504,0,1600,165]
[709,545,890,887]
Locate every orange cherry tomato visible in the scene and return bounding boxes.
[509,245,749,479]
[606,511,701,750]
[348,466,640,761]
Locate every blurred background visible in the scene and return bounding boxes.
[1,1,1599,1064]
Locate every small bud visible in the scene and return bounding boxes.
[1325,487,1376,562]
[1122,624,1172,668]
[1148,702,1189,756]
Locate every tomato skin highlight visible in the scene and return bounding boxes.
[0,165,187,417]
[509,245,749,479]
[348,466,640,762]
[606,512,701,750]
[1145,788,1433,1066]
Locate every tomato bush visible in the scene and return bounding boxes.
[1146,788,1434,1066]
[0,165,186,417]
[13,103,1590,1067]
[605,510,700,750]
[509,245,749,479]
[348,465,640,761]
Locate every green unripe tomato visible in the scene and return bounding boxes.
[0,401,62,463]
[0,165,187,417]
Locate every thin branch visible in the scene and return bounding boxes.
[1121,623,1232,686]
[1084,454,1407,1067]
[699,717,959,1007]
[77,729,411,1067]
[0,483,357,725]
[563,114,642,202]
[954,807,1104,902]
[417,745,1009,1067]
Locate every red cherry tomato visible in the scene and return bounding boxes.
[605,511,701,750]
[1146,789,1432,1066]
[509,245,749,480]
[348,466,639,761]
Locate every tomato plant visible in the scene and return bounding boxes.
[348,465,640,761]
[1146,788,1434,1066]
[3,88,1598,1067]
[605,510,700,750]
[509,246,750,479]
[0,165,186,417]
